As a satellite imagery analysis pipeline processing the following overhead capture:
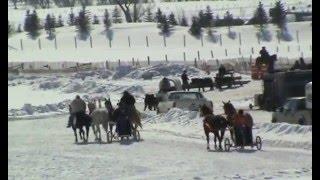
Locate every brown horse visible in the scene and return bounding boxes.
[200,105,228,150]
[222,101,253,145]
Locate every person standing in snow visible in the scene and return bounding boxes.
[181,70,189,91]
[67,95,87,128]
[259,46,270,63]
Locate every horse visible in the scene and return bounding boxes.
[200,105,228,150]
[144,94,158,111]
[70,109,92,143]
[90,98,113,142]
[222,101,253,145]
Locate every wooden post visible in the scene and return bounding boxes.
[251,47,254,54]
[200,35,204,47]
[109,39,112,48]
[194,58,198,68]
[20,39,23,51]
[38,38,41,50]
[296,30,299,43]
[287,45,290,52]
[183,35,186,47]
[216,59,220,67]
[183,52,186,61]
[225,49,228,56]
[118,59,121,67]
[239,32,242,45]
[54,36,57,49]
[128,36,131,47]
[219,34,222,46]
[105,60,109,70]
[165,54,168,62]
[132,58,135,66]
[239,47,241,55]
[90,36,93,48]
[197,50,200,60]
[163,36,166,47]
[211,50,213,58]
[74,36,77,49]
[147,56,150,65]
[146,36,149,47]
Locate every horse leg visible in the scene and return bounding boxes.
[144,104,147,111]
[86,125,89,143]
[73,128,78,143]
[92,124,98,141]
[213,133,217,149]
[205,129,210,150]
[230,128,235,145]
[97,124,101,142]
[219,129,226,150]
[79,128,83,140]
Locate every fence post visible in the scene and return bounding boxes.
[54,36,57,49]
[251,47,254,54]
[200,35,204,47]
[90,36,93,48]
[216,59,220,67]
[105,60,109,70]
[219,34,222,46]
[20,39,23,51]
[197,50,200,60]
[118,59,121,67]
[165,54,168,62]
[146,36,149,47]
[109,39,112,48]
[211,50,213,58]
[132,58,135,66]
[183,35,186,47]
[296,30,299,43]
[147,56,150,65]
[225,49,228,56]
[128,36,131,47]
[163,36,166,47]
[38,38,41,50]
[183,52,186,61]
[239,47,241,55]
[194,58,198,68]
[74,36,77,49]
[239,32,242,45]
[287,45,290,52]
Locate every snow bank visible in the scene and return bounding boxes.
[126,63,206,79]
[39,81,61,89]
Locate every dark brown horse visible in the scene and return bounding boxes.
[200,105,228,150]
[223,101,253,145]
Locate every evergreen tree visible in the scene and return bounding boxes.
[189,16,202,37]
[144,6,154,22]
[180,13,188,26]
[25,10,41,39]
[103,9,112,30]
[92,14,100,24]
[198,10,206,27]
[44,14,55,38]
[249,2,269,27]
[112,6,123,23]
[75,6,91,39]
[168,12,178,26]
[68,8,76,26]
[158,15,172,36]
[270,1,287,29]
[204,5,214,27]
[57,15,64,27]
[155,8,163,23]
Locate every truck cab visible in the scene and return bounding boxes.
[272,97,312,125]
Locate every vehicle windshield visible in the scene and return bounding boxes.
[168,92,202,100]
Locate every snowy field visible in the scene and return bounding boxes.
[8,64,312,179]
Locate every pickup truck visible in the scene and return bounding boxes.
[157,91,213,113]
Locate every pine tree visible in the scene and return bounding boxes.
[189,16,202,37]
[92,14,100,24]
[75,6,91,39]
[250,2,269,27]
[270,1,287,29]
[68,8,76,26]
[180,13,188,26]
[44,14,55,38]
[25,10,41,39]
[112,6,122,23]
[204,5,214,27]
[155,8,163,23]
[158,15,172,36]
[144,6,154,22]
[198,10,206,27]
[103,9,112,30]
[57,15,64,27]
[168,12,178,26]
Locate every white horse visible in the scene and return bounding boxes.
[89,102,112,142]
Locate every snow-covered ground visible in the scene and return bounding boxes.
[8,64,312,179]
